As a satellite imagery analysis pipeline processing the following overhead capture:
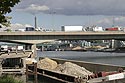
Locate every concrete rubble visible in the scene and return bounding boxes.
[54,62,93,78]
[37,57,58,70]
[37,58,93,79]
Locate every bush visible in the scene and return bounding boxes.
[0,75,23,83]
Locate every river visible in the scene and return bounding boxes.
[28,51,125,83]
[37,51,125,66]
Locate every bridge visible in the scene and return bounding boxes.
[0,31,125,57]
[0,31,125,43]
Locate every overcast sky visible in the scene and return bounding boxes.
[5,0,125,30]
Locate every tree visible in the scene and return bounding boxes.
[0,0,20,27]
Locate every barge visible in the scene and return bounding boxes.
[27,57,125,83]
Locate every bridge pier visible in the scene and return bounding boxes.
[114,40,120,49]
[40,45,45,51]
[111,40,124,49]
[25,45,32,50]
[31,44,37,58]
[111,39,115,49]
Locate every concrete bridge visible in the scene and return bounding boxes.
[0,31,125,44]
[0,31,125,58]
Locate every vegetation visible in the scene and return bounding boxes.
[0,0,20,27]
[0,75,23,83]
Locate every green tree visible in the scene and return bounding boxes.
[0,0,20,27]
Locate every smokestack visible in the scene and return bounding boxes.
[34,16,37,29]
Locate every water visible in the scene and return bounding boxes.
[28,51,125,83]
[37,51,125,66]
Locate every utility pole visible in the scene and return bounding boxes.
[112,16,115,27]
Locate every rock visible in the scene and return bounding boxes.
[37,57,57,70]
[37,58,93,81]
[54,62,93,78]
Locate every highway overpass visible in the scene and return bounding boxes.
[0,31,125,58]
[0,31,125,44]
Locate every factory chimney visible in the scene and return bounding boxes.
[34,16,37,29]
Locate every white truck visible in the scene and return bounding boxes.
[61,25,103,32]
[61,26,84,32]
[92,26,103,31]
[83,25,103,32]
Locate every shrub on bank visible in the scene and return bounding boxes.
[0,75,23,83]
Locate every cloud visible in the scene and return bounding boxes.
[96,16,125,27]
[14,0,125,16]
[6,23,32,29]
[11,23,25,28]
[26,4,49,11]
[16,4,50,15]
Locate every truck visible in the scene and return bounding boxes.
[25,27,35,31]
[61,25,103,32]
[83,25,103,32]
[61,26,84,32]
[92,26,103,31]
[25,27,42,31]
[105,27,121,31]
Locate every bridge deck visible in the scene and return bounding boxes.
[0,31,125,35]
[0,31,125,44]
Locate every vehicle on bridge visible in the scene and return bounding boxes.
[105,27,122,31]
[61,26,84,32]
[83,25,103,32]
[25,27,41,31]
[25,27,35,31]
[61,25,104,32]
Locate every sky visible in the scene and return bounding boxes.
[4,0,125,30]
